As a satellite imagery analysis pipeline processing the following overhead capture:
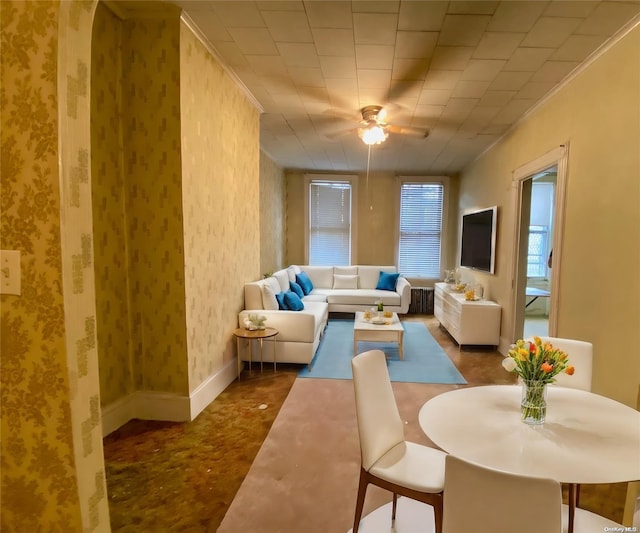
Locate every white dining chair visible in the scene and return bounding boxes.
[351,350,446,533]
[443,454,623,533]
[525,336,593,391]
[526,336,593,512]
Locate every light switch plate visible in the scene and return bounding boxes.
[1,250,21,295]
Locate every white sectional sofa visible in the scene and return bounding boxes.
[238,265,411,367]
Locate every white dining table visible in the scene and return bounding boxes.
[419,385,640,531]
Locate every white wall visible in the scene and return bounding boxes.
[459,23,640,407]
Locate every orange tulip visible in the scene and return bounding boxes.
[565,366,575,375]
[541,362,554,373]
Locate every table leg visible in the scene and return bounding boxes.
[398,331,404,360]
[568,483,576,533]
[273,337,277,372]
[237,337,241,380]
[259,338,264,372]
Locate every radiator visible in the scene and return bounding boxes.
[409,287,434,314]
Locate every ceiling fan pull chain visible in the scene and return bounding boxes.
[366,144,373,211]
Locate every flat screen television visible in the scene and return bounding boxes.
[460,206,497,274]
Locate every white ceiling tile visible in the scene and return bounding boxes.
[187,11,234,41]
[439,15,492,46]
[303,1,352,29]
[530,60,580,83]
[211,41,250,67]
[228,28,278,55]
[478,90,516,107]
[357,69,392,89]
[492,98,536,124]
[412,105,444,125]
[424,70,462,90]
[542,2,598,19]
[398,1,448,31]
[452,80,491,99]
[262,11,313,42]
[245,54,288,75]
[391,58,430,80]
[502,47,555,71]
[488,71,533,92]
[319,56,357,78]
[353,13,398,45]
[261,76,297,96]
[325,77,359,94]
[515,81,556,100]
[276,42,320,67]
[287,67,326,88]
[472,32,525,60]
[430,46,474,70]
[355,45,395,69]
[460,59,505,81]
[447,2,499,16]
[210,2,265,28]
[358,87,391,106]
[394,31,439,59]
[388,80,422,98]
[312,28,355,56]
[299,86,330,104]
[488,2,547,32]
[257,1,305,11]
[551,34,608,62]
[352,1,400,14]
[576,2,640,36]
[418,89,451,106]
[520,17,582,48]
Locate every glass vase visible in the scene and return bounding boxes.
[521,380,547,425]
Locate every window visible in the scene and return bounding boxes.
[307,178,354,266]
[527,225,549,277]
[527,181,554,278]
[398,182,444,278]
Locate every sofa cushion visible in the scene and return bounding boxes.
[376,271,400,291]
[273,269,291,292]
[334,266,357,276]
[296,271,314,295]
[284,291,304,311]
[299,266,334,288]
[275,292,288,310]
[358,265,397,289]
[287,265,301,282]
[333,274,359,289]
[262,284,279,310]
[327,289,401,306]
[290,281,304,298]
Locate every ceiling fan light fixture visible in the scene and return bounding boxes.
[359,124,388,145]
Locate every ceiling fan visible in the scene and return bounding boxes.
[327,105,429,145]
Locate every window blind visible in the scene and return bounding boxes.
[398,183,443,278]
[309,181,351,266]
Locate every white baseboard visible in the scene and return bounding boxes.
[101,358,239,436]
[189,358,238,420]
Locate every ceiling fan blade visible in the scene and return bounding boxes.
[387,124,429,138]
[324,127,358,140]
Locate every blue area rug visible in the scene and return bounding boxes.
[298,319,467,384]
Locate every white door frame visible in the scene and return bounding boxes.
[510,144,569,341]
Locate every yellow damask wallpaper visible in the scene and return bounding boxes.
[1,1,83,529]
[122,14,189,394]
[91,2,133,406]
[179,22,261,389]
[260,151,286,276]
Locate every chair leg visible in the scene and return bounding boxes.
[392,493,398,523]
[353,468,369,533]
[432,493,443,533]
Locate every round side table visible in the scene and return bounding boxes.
[233,327,278,380]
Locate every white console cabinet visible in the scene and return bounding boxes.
[434,283,501,347]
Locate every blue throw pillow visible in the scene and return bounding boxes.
[275,292,288,310]
[376,271,400,291]
[289,281,304,299]
[284,291,304,311]
[296,271,314,295]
